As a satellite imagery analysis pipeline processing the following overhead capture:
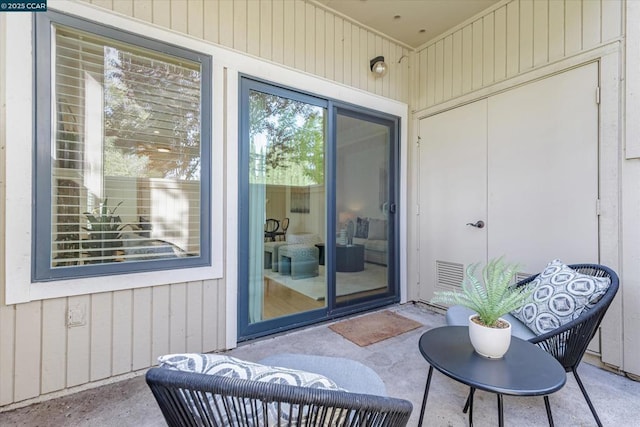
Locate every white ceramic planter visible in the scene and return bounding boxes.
[468,314,512,358]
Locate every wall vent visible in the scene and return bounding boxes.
[435,260,464,293]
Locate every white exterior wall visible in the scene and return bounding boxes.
[0,0,410,409]
[407,0,640,375]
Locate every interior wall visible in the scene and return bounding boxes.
[339,134,387,220]
[266,185,287,222]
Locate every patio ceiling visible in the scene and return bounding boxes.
[314,0,501,48]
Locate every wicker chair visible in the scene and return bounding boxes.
[447,263,619,427]
[146,367,413,426]
[524,264,618,427]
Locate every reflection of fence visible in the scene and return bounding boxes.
[52,176,201,266]
[53,179,81,266]
[110,176,201,256]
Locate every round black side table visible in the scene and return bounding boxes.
[418,326,566,427]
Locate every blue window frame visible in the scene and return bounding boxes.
[33,11,212,281]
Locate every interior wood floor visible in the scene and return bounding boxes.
[262,279,387,320]
[263,279,324,319]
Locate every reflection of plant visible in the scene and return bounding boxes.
[431,257,534,328]
[81,199,125,264]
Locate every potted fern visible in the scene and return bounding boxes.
[431,257,534,358]
[81,199,125,264]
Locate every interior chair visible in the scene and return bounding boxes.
[273,217,289,241]
[264,218,279,241]
[146,353,413,427]
[446,263,619,427]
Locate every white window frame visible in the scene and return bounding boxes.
[3,8,223,304]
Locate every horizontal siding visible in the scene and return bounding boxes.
[414,0,623,112]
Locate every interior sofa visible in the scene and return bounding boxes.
[352,217,388,266]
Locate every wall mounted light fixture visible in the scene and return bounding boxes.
[369,56,388,77]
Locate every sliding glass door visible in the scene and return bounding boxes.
[238,77,400,340]
[334,110,395,306]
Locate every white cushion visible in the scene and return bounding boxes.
[158,353,343,424]
[158,353,340,389]
[511,259,611,335]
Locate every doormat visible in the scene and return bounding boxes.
[329,310,423,347]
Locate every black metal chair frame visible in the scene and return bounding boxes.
[264,218,279,242]
[461,263,619,427]
[146,367,413,427]
[273,217,289,241]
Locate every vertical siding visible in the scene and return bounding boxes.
[0,0,410,408]
[0,305,16,406]
[188,0,204,39]
[131,288,152,370]
[133,0,153,23]
[414,0,623,111]
[40,299,66,394]
[90,293,112,382]
[88,0,411,103]
[203,0,220,44]
[1,280,224,406]
[14,303,41,401]
[532,0,549,67]
[151,285,170,361]
[112,290,133,375]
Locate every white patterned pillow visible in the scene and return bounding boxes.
[158,353,343,424]
[511,259,611,335]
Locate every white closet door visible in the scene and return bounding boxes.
[418,62,599,300]
[487,62,599,274]
[418,100,488,298]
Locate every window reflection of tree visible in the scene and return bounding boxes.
[249,91,325,187]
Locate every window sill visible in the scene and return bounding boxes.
[6,263,221,304]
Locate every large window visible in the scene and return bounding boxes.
[33,11,211,281]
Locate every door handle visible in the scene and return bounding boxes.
[466,220,485,229]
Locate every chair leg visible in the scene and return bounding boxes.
[572,367,603,427]
[544,396,555,427]
[418,366,434,426]
[461,387,475,426]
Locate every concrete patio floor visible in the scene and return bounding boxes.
[1,302,639,426]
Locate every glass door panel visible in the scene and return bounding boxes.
[247,88,327,326]
[239,77,400,341]
[334,112,393,305]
